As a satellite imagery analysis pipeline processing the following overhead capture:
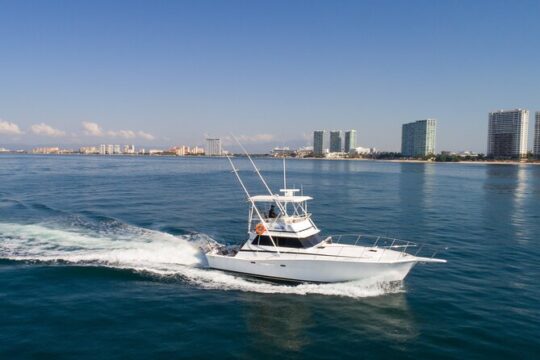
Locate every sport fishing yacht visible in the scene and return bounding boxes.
[205,151,446,283]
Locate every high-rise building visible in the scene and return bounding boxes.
[80,146,98,154]
[205,138,222,156]
[123,144,135,154]
[191,146,205,155]
[172,145,190,156]
[313,130,328,156]
[99,144,106,155]
[487,109,529,158]
[344,130,357,153]
[534,112,540,158]
[329,131,343,153]
[401,119,437,157]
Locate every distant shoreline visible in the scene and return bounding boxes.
[297,157,540,165]
[2,152,539,165]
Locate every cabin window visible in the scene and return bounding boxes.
[252,234,323,249]
[301,233,324,248]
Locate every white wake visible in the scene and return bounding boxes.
[0,221,403,298]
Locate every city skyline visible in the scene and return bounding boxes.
[2,110,540,153]
[1,1,540,152]
[4,108,540,156]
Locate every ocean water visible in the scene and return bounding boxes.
[0,155,539,359]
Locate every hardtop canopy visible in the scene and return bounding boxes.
[249,195,313,203]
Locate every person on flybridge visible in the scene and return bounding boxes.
[268,204,277,218]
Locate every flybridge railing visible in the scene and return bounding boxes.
[249,213,312,228]
[325,234,446,261]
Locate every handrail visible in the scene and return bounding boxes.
[251,213,312,222]
[327,233,417,246]
[324,233,447,261]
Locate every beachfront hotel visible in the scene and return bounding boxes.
[313,130,328,156]
[344,130,357,153]
[205,138,222,156]
[329,131,343,152]
[487,109,529,159]
[314,129,357,155]
[401,119,437,157]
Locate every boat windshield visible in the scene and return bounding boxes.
[252,234,323,249]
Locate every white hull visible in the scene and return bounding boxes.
[206,252,418,283]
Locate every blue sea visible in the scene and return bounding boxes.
[1,155,539,359]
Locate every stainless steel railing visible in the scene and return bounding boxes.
[325,234,446,261]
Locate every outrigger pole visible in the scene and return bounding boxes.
[283,157,287,190]
[231,134,287,215]
[226,155,280,254]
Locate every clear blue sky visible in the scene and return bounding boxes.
[1,0,539,152]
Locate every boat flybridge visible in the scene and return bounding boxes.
[205,152,446,284]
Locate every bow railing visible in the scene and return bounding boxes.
[325,234,447,261]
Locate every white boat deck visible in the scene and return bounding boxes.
[238,242,443,263]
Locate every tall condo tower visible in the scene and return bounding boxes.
[313,130,328,156]
[401,119,437,157]
[329,131,343,153]
[344,130,357,153]
[487,109,529,158]
[205,138,222,156]
[535,112,540,158]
